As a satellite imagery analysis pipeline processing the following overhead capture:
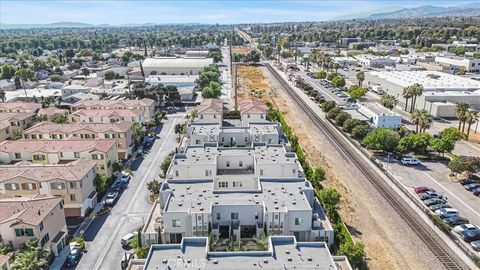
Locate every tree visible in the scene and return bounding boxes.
[332,76,346,88]
[464,110,479,139]
[347,85,367,100]
[335,111,351,126]
[133,123,144,144]
[81,68,90,76]
[411,109,432,133]
[0,89,5,102]
[161,155,172,176]
[327,73,336,81]
[448,158,468,175]
[207,49,223,63]
[338,241,366,270]
[356,71,365,87]
[315,70,327,79]
[15,68,35,81]
[202,81,221,98]
[409,83,424,113]
[10,239,49,270]
[95,174,108,193]
[1,64,16,79]
[327,106,342,119]
[317,188,341,217]
[430,127,463,155]
[380,94,397,109]
[312,167,326,186]
[52,114,68,124]
[147,180,161,195]
[263,45,273,59]
[455,101,470,132]
[402,86,413,112]
[362,128,400,152]
[321,101,336,112]
[352,125,369,140]
[104,70,116,80]
[343,118,364,133]
[397,133,432,154]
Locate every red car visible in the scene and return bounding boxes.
[414,187,434,194]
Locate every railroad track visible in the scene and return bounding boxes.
[264,63,465,270]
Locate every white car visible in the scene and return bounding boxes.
[401,157,421,165]
[471,240,480,251]
[453,224,479,234]
[434,208,459,219]
[120,171,131,183]
[121,231,139,246]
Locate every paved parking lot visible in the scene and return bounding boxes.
[377,157,480,226]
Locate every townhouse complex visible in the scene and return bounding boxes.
[142,100,334,251]
[71,98,155,120]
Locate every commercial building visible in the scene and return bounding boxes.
[71,98,155,120]
[146,75,198,88]
[357,103,402,129]
[142,57,214,76]
[349,42,376,50]
[0,139,118,177]
[332,57,358,67]
[0,196,67,256]
[355,54,395,68]
[24,121,134,159]
[70,109,145,124]
[0,160,97,217]
[435,56,480,72]
[131,236,351,270]
[339,37,361,47]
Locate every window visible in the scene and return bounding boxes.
[31,134,37,139]
[245,137,248,142]
[175,171,179,177]
[292,169,296,175]
[232,181,242,187]
[294,218,304,226]
[70,194,76,201]
[231,213,239,220]
[216,213,221,220]
[89,117,93,122]
[74,152,80,158]
[21,183,36,190]
[32,154,46,161]
[205,170,211,177]
[15,228,34,237]
[219,182,228,188]
[5,183,20,190]
[70,182,78,189]
[247,114,250,118]
[92,154,104,160]
[226,161,230,167]
[260,169,264,176]
[261,114,264,119]
[60,152,64,158]
[172,219,181,227]
[14,153,21,159]
[39,222,44,231]
[255,213,259,220]
[50,182,65,190]
[40,233,50,247]
[239,161,243,167]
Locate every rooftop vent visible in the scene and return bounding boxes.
[178,203,183,206]
[213,260,218,264]
[162,259,168,264]
[307,257,313,261]
[287,257,292,262]
[286,250,290,254]
[263,259,268,264]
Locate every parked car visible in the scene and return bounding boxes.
[414,187,434,194]
[453,224,479,235]
[121,172,131,184]
[473,188,480,196]
[419,191,444,200]
[121,252,134,266]
[110,181,125,192]
[444,216,469,226]
[460,179,478,185]
[144,134,156,147]
[434,208,459,219]
[121,231,139,246]
[105,191,119,206]
[429,203,451,212]
[65,248,83,267]
[461,231,480,243]
[401,157,421,165]
[471,240,480,251]
[424,198,447,206]
[464,183,480,191]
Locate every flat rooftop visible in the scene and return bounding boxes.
[370,71,480,91]
[189,123,279,137]
[143,236,350,270]
[162,179,312,213]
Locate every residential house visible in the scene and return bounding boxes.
[24,121,135,159]
[0,196,67,256]
[36,107,69,122]
[0,139,118,177]
[70,109,145,124]
[239,99,268,126]
[0,160,97,217]
[0,112,35,139]
[195,99,223,124]
[0,102,41,113]
[71,98,155,120]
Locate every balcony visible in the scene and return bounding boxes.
[217,167,254,175]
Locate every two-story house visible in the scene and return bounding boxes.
[71,98,155,121]
[70,109,145,124]
[0,102,41,113]
[239,99,268,126]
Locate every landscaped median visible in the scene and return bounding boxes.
[267,103,368,270]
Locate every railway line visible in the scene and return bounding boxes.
[264,63,466,270]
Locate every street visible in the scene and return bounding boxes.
[68,116,182,270]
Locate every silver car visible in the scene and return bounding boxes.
[471,240,480,251]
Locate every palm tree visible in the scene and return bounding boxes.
[380,94,398,110]
[455,101,470,131]
[411,109,422,133]
[409,83,424,113]
[333,62,340,75]
[465,110,479,140]
[0,89,5,102]
[402,86,413,112]
[419,110,433,132]
[356,71,365,87]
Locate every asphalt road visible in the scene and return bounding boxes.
[70,116,182,270]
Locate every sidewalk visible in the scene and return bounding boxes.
[49,244,71,270]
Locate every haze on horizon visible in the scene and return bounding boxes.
[0,0,472,25]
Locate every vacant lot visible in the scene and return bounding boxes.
[236,65,271,103]
[232,47,251,55]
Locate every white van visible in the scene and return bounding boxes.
[401,157,421,165]
[435,208,459,219]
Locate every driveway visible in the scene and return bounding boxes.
[70,116,182,270]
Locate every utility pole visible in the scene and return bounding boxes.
[231,27,238,111]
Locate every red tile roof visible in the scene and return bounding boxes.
[71,109,143,118]
[72,98,154,108]
[0,196,63,226]
[25,121,133,134]
[0,139,116,153]
[239,99,268,114]
[197,99,223,114]
[37,107,68,117]
[0,102,41,112]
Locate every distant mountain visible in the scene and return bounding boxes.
[331,6,403,20]
[0,21,161,29]
[367,3,480,19]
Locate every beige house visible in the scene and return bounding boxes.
[24,121,134,159]
[0,160,97,217]
[0,196,67,256]
[0,139,118,177]
[0,122,11,143]
[0,112,35,139]
[195,98,224,124]
[36,107,69,121]
[70,109,145,124]
[71,98,155,120]
[239,99,268,126]
[0,102,41,113]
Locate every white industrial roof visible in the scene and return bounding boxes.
[142,57,213,68]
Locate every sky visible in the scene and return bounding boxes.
[0,0,473,25]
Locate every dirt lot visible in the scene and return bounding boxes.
[236,65,272,103]
[232,47,251,55]
[255,65,443,270]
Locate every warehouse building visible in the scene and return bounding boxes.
[142,57,214,76]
